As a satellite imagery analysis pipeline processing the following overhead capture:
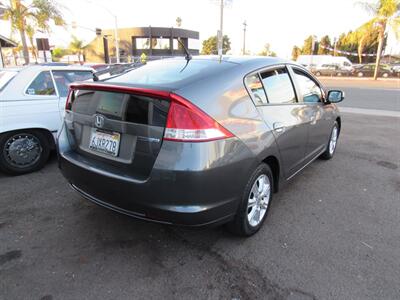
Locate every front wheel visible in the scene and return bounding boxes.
[320,122,339,160]
[227,163,273,236]
[0,130,50,175]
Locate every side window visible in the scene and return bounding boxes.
[260,68,296,104]
[245,74,267,105]
[26,71,56,96]
[52,71,93,97]
[293,69,322,103]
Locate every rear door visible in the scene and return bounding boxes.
[65,85,170,180]
[245,65,310,178]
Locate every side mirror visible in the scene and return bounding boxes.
[327,90,345,103]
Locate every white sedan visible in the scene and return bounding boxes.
[0,65,93,175]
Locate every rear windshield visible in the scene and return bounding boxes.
[0,70,18,91]
[72,90,170,127]
[108,59,236,87]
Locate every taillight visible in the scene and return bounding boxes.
[164,93,234,142]
[65,89,73,111]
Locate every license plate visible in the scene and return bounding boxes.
[89,129,120,157]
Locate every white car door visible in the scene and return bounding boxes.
[5,70,61,134]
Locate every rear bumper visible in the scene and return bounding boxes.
[58,128,257,226]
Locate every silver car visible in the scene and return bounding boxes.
[58,56,344,236]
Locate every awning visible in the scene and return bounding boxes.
[0,34,17,47]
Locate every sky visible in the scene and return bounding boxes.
[1,0,399,58]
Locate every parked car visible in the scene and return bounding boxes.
[352,64,393,78]
[0,65,93,175]
[57,56,344,236]
[313,64,352,77]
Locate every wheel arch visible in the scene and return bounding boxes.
[262,155,280,193]
[0,127,56,149]
[336,116,341,136]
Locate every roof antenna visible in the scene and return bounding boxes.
[177,38,192,62]
[177,38,192,73]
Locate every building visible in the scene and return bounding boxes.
[84,26,199,63]
[0,34,17,68]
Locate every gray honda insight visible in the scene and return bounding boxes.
[57,56,344,236]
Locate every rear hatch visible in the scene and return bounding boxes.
[64,83,170,181]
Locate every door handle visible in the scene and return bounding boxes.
[273,122,285,133]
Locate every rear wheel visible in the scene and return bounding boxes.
[227,163,273,236]
[320,122,339,160]
[0,130,50,175]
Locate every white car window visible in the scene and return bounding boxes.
[26,71,56,96]
[52,70,93,97]
[0,70,18,91]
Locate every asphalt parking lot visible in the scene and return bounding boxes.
[1,81,399,300]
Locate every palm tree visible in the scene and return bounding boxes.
[2,0,64,64]
[26,25,38,63]
[358,0,400,79]
[69,36,84,64]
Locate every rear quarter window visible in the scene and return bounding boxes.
[26,71,56,96]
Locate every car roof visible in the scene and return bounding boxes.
[104,55,295,90]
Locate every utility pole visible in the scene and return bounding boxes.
[218,0,224,56]
[114,15,120,63]
[85,0,119,63]
[333,37,337,56]
[242,20,247,55]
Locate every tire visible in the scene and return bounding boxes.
[320,122,339,160]
[227,163,273,237]
[382,73,388,78]
[0,130,51,175]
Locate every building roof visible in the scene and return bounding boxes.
[0,34,17,47]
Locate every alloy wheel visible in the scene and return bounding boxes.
[329,126,338,155]
[247,174,271,227]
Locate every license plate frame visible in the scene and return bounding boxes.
[89,128,121,157]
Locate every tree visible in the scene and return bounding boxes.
[258,43,277,56]
[51,47,67,62]
[358,0,400,79]
[317,35,332,55]
[26,24,38,62]
[2,0,65,64]
[176,17,182,27]
[291,45,302,60]
[302,35,317,55]
[201,35,231,55]
[69,36,84,64]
